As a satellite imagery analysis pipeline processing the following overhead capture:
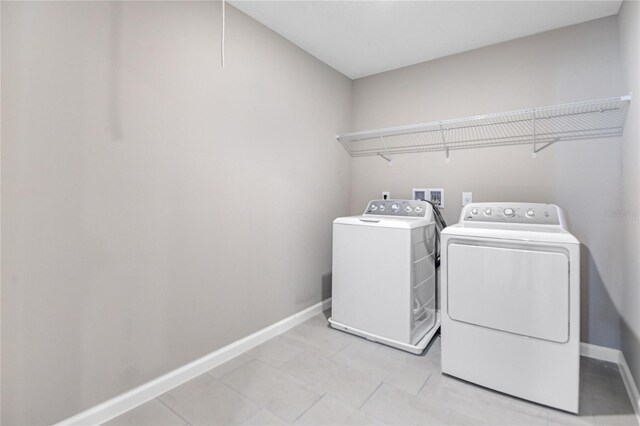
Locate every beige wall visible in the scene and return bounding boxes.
[0,2,351,424]
[618,0,640,387]
[350,17,625,350]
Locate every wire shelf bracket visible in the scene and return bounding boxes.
[378,135,392,163]
[532,110,537,159]
[335,95,632,161]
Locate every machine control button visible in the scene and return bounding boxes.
[379,205,386,212]
[471,208,479,215]
[391,203,399,212]
[405,206,412,213]
[526,209,535,218]
[370,204,378,211]
[484,208,493,216]
[503,208,516,217]
[415,206,423,213]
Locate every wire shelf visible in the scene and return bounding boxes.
[336,95,631,161]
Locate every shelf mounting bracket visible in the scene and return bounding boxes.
[531,109,537,159]
[378,136,392,164]
[439,123,450,161]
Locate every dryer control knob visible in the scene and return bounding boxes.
[415,206,423,213]
[379,205,386,211]
[484,208,493,216]
[391,203,399,212]
[471,208,479,215]
[405,206,413,212]
[370,204,378,211]
[503,208,516,217]
[526,209,536,218]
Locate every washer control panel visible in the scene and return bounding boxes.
[364,199,430,218]
[462,202,560,225]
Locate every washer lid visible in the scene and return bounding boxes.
[442,223,579,244]
[334,215,432,229]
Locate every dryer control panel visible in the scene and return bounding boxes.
[461,203,561,225]
[364,199,430,217]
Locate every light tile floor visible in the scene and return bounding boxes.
[107,311,638,425]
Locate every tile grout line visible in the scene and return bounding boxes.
[218,358,325,423]
[328,332,358,361]
[358,381,384,410]
[333,352,391,382]
[215,380,281,423]
[248,356,320,395]
[156,397,192,425]
[245,408,290,426]
[415,371,435,395]
[291,392,327,423]
[278,349,370,415]
[205,353,255,379]
[277,327,328,357]
[278,347,384,414]
[218,376,266,410]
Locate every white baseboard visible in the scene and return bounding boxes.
[580,342,620,363]
[618,350,640,425]
[56,298,332,426]
[581,342,640,424]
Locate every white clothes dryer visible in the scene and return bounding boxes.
[441,202,580,413]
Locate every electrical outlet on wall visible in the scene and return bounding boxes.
[462,192,473,206]
[382,191,391,200]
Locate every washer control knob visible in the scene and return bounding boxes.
[484,208,493,216]
[471,208,479,216]
[391,203,399,212]
[526,209,536,218]
[503,208,516,218]
[415,206,423,213]
[405,206,412,213]
[370,204,378,211]
[379,205,385,212]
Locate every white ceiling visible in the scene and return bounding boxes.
[230,1,622,79]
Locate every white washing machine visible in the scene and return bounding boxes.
[441,202,580,413]
[329,199,440,354]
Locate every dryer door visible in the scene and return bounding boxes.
[447,243,569,343]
